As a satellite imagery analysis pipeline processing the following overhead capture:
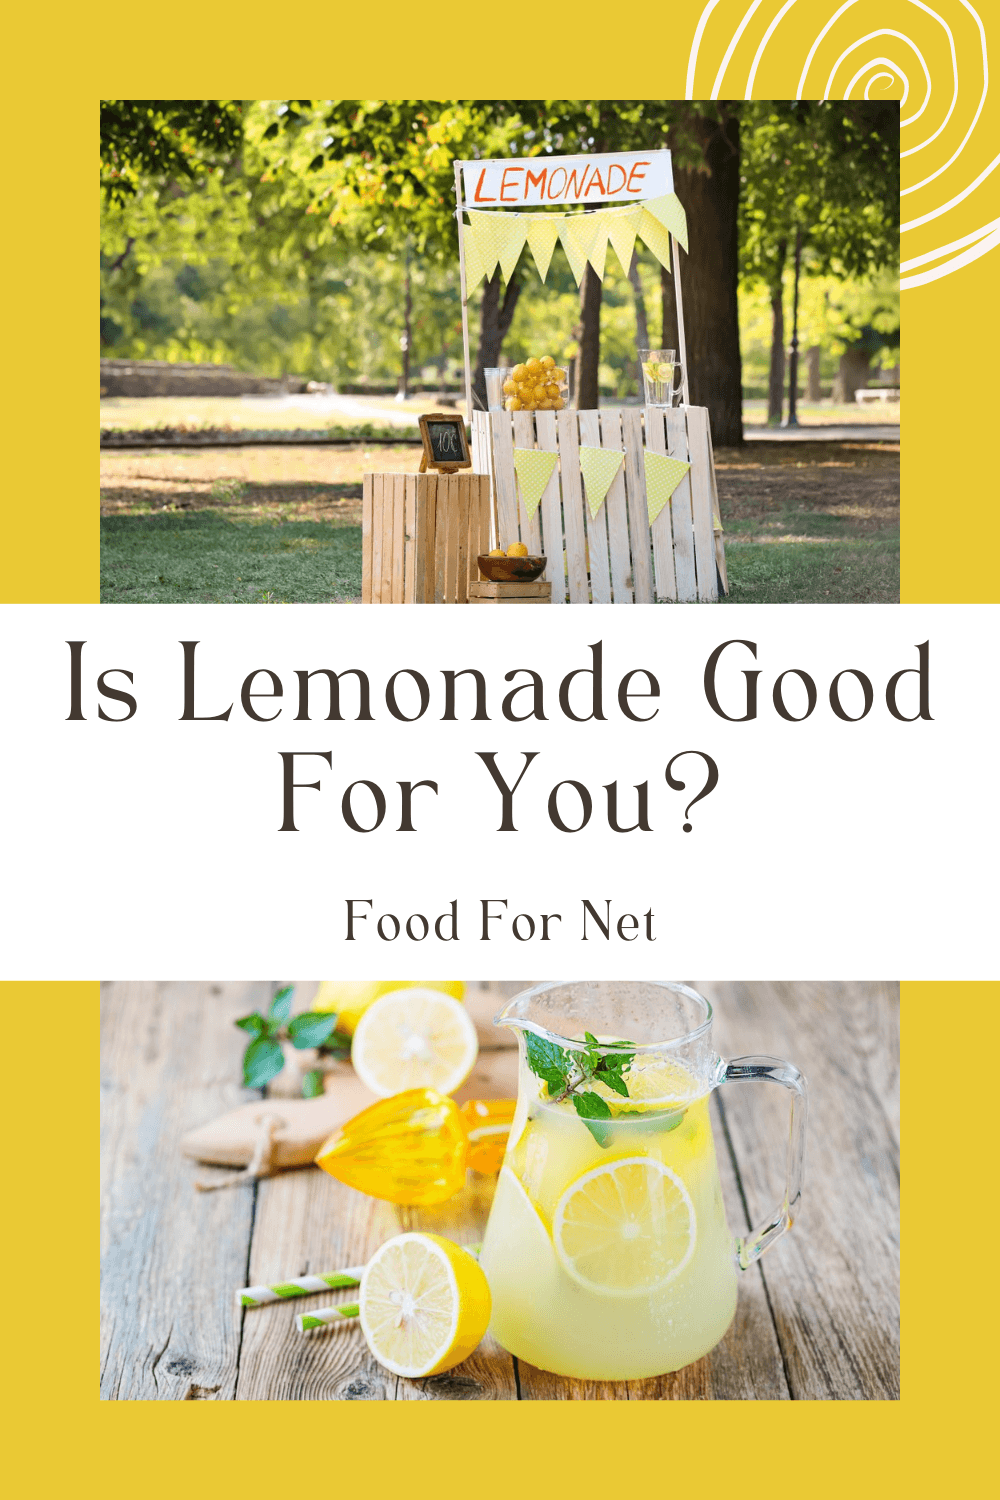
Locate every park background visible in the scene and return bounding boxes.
[100,99,901,605]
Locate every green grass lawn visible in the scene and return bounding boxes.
[720,505,899,603]
[101,513,363,603]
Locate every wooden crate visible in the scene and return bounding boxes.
[361,471,492,603]
[469,580,552,605]
[472,406,726,603]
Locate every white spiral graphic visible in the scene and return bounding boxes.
[685,0,997,286]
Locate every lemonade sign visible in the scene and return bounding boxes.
[460,149,673,206]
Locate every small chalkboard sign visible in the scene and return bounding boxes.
[418,412,471,472]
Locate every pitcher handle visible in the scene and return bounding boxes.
[721,1055,808,1270]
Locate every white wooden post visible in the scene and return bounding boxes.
[453,162,474,423]
[671,233,690,407]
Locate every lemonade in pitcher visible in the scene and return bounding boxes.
[479,982,806,1381]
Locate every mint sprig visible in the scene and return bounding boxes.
[234,986,350,1094]
[523,1029,637,1147]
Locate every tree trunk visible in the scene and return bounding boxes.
[671,110,744,444]
[627,257,650,398]
[767,238,787,426]
[806,345,821,401]
[473,271,523,409]
[575,263,603,410]
[661,265,677,354]
[397,246,412,400]
[832,346,870,404]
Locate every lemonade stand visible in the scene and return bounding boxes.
[454,148,728,603]
[362,147,727,604]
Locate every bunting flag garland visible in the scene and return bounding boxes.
[643,449,692,524]
[461,193,689,289]
[513,448,559,521]
[607,203,642,277]
[524,216,560,281]
[643,193,689,252]
[578,447,624,520]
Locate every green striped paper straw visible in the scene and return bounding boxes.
[238,1267,366,1308]
[297,1303,360,1332]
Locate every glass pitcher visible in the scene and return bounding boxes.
[479,981,806,1381]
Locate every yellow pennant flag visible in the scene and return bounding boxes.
[497,215,527,283]
[637,208,673,272]
[513,447,559,521]
[463,230,485,289]
[558,217,589,285]
[643,193,689,253]
[525,215,561,281]
[578,446,624,519]
[561,214,606,284]
[607,203,642,277]
[466,212,501,281]
[644,449,691,525]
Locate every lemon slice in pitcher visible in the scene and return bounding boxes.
[360,1233,491,1378]
[552,1156,696,1296]
[350,988,478,1097]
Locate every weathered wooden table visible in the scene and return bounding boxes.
[101,980,898,1400]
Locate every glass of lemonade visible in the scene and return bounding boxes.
[640,348,683,407]
[479,981,807,1381]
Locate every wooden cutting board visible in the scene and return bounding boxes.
[181,1047,520,1169]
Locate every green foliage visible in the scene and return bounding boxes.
[522,1027,638,1145]
[101,100,243,203]
[232,985,350,1095]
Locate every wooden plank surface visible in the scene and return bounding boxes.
[599,408,633,604]
[490,411,520,550]
[390,474,405,603]
[534,411,565,603]
[101,981,271,1400]
[685,406,718,602]
[512,411,543,557]
[701,980,900,1400]
[403,475,417,604]
[644,407,677,602]
[621,407,654,604]
[557,410,589,603]
[369,474,384,604]
[102,981,897,1401]
[666,407,698,602]
[361,474,373,603]
[577,409,612,604]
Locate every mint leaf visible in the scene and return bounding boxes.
[235,1012,265,1037]
[646,1107,686,1133]
[288,1012,339,1049]
[301,1068,325,1098]
[597,1066,631,1098]
[270,986,294,1025]
[573,1090,614,1148]
[243,1036,284,1089]
[524,1031,573,1095]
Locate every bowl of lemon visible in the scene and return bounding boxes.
[500,356,568,413]
[478,543,547,581]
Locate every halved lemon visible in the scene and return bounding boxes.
[359,1233,491,1378]
[312,980,465,1037]
[350,988,479,1098]
[552,1156,696,1297]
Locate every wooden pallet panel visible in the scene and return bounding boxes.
[557,409,589,604]
[621,407,654,603]
[390,474,406,603]
[361,474,374,603]
[369,473,385,604]
[511,411,543,556]
[577,409,612,604]
[685,406,718,602]
[644,407,677,602]
[666,407,697,602]
[533,411,565,604]
[489,410,520,550]
[599,408,633,604]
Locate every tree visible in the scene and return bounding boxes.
[740,102,899,421]
[101,100,243,204]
